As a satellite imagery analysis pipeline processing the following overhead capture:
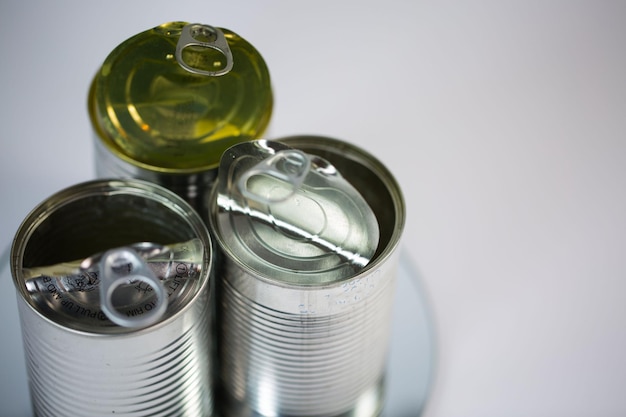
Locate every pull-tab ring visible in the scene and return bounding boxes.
[175,23,234,76]
[238,149,311,204]
[99,248,168,328]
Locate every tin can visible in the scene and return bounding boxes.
[208,135,406,417]
[11,179,214,417]
[88,21,273,214]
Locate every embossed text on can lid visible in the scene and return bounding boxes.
[88,21,273,172]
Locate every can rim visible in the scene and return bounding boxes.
[10,178,213,336]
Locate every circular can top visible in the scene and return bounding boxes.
[11,179,213,333]
[89,21,273,172]
[211,140,381,285]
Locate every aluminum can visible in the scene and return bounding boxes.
[208,135,406,417]
[88,21,273,215]
[11,179,214,417]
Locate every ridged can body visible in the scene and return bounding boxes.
[11,179,214,417]
[92,137,216,221]
[209,136,405,417]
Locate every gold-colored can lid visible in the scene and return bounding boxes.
[89,21,273,172]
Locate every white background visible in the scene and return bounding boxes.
[1,1,625,416]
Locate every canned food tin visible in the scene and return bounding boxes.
[11,179,214,417]
[88,21,273,213]
[209,136,406,417]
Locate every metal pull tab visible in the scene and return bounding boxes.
[175,23,234,76]
[99,247,168,328]
[238,149,311,204]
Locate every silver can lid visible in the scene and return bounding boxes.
[11,179,212,333]
[213,140,380,284]
[23,239,204,329]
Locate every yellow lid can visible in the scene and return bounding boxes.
[89,21,273,173]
